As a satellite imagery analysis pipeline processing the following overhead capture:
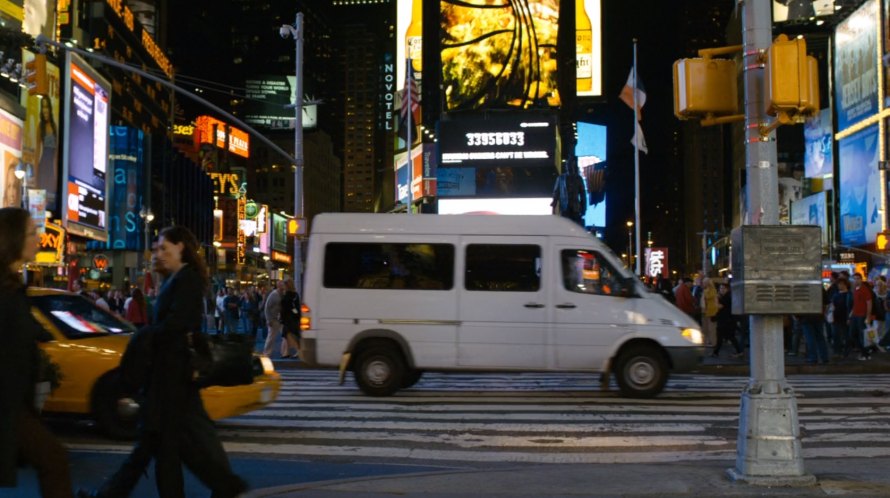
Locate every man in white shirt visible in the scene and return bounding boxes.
[263,280,287,357]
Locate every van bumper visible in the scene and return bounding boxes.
[666,346,706,372]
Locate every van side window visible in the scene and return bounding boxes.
[323,243,454,290]
[561,249,621,296]
[465,244,541,292]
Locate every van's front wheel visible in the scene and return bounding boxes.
[613,344,668,398]
[354,346,405,396]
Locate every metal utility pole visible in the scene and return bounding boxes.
[281,13,305,292]
[727,0,813,486]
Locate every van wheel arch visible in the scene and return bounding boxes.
[611,340,670,399]
[351,338,408,396]
[346,329,415,369]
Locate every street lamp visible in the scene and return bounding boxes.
[13,163,25,208]
[626,220,634,270]
[139,206,154,271]
[280,13,305,293]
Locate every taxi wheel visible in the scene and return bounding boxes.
[613,344,668,399]
[353,345,405,397]
[92,371,140,440]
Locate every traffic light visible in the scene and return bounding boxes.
[765,34,818,119]
[673,57,738,120]
[286,217,306,236]
[24,54,48,97]
[878,231,890,252]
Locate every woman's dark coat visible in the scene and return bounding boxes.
[0,284,40,486]
[143,264,204,432]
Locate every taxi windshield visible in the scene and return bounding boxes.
[30,294,136,339]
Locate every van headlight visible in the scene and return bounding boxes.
[681,328,704,345]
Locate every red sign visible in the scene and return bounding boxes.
[195,115,250,158]
[92,254,109,270]
[644,247,669,279]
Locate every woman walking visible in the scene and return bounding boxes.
[0,207,73,498]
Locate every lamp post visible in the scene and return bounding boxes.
[626,220,634,271]
[280,13,305,292]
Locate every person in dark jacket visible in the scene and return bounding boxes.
[0,207,73,497]
[280,278,302,358]
[83,226,246,498]
[712,283,743,358]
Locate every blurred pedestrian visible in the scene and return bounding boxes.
[831,278,852,357]
[700,277,718,347]
[712,283,743,358]
[222,287,240,334]
[0,207,74,498]
[214,288,225,333]
[125,288,148,327]
[280,278,301,358]
[674,277,696,317]
[263,280,285,357]
[850,273,873,359]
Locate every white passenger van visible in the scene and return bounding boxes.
[300,213,705,398]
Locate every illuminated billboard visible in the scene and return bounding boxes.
[106,126,145,250]
[575,121,606,228]
[441,0,560,110]
[834,0,878,132]
[791,191,829,252]
[773,0,836,23]
[438,114,558,169]
[195,115,250,159]
[804,108,832,179]
[21,49,61,209]
[61,52,111,241]
[243,76,317,130]
[438,197,553,215]
[576,0,602,97]
[838,125,881,246]
[271,213,289,253]
[0,107,24,208]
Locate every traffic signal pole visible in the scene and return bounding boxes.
[727,0,814,485]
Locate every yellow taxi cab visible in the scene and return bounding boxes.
[28,287,281,439]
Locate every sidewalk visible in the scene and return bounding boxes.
[695,348,890,376]
[251,458,890,497]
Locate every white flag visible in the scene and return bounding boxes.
[631,120,648,154]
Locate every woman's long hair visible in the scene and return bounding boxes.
[159,226,209,289]
[0,207,29,291]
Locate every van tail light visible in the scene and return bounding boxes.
[300,303,311,331]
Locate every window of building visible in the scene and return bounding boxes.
[465,244,541,292]
[324,243,455,290]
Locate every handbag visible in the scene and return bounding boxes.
[188,332,255,388]
[825,303,834,324]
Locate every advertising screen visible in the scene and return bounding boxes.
[61,52,111,241]
[834,0,878,132]
[105,126,144,250]
[441,0,560,110]
[791,191,829,252]
[271,213,289,253]
[438,114,557,169]
[773,0,836,22]
[243,76,317,130]
[195,115,250,159]
[838,125,881,246]
[576,0,602,97]
[576,121,606,228]
[804,108,833,178]
[21,49,61,209]
[438,197,553,215]
[0,107,23,208]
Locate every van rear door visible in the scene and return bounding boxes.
[457,237,549,369]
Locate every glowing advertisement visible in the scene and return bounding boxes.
[438,114,557,169]
[575,0,602,97]
[105,126,144,250]
[0,107,24,208]
[21,49,61,208]
[834,0,878,132]
[838,125,881,246]
[791,191,829,252]
[438,197,553,215]
[575,121,606,228]
[62,53,111,241]
[441,0,560,110]
[243,76,317,130]
[803,108,833,178]
[773,0,836,23]
[271,213,288,253]
[644,247,669,279]
[195,115,250,159]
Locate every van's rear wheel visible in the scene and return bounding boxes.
[353,346,405,396]
[613,344,668,399]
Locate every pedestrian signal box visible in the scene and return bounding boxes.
[766,34,819,118]
[673,58,738,119]
[878,231,890,252]
[287,217,306,236]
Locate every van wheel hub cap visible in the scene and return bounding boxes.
[366,360,391,385]
[628,358,655,386]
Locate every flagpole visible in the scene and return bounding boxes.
[406,58,413,215]
[632,39,641,277]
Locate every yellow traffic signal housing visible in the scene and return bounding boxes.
[878,231,890,251]
[673,58,738,119]
[766,34,817,117]
[25,54,48,97]
[286,217,307,236]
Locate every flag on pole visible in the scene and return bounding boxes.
[397,59,421,146]
[619,67,648,154]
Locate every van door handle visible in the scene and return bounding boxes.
[524,303,545,308]
[555,303,577,309]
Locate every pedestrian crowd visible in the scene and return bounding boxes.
[643,269,890,364]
